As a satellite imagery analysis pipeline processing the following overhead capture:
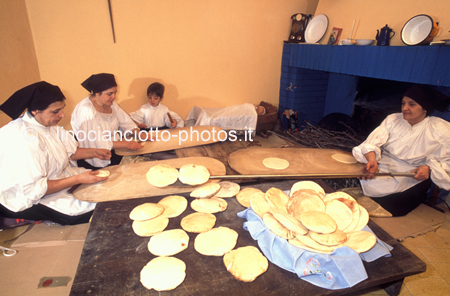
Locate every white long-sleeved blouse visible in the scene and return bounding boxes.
[352,113,450,197]
[71,97,137,167]
[129,103,184,129]
[0,112,95,215]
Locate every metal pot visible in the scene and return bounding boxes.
[401,14,439,46]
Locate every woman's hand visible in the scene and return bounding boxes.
[360,151,378,179]
[124,141,143,150]
[412,165,430,181]
[77,170,109,184]
[170,119,177,128]
[93,149,111,160]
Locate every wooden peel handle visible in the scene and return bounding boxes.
[210,172,416,179]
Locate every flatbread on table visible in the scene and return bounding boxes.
[132,215,169,237]
[290,235,337,254]
[270,208,308,235]
[178,164,210,185]
[191,197,228,213]
[146,164,179,187]
[157,195,188,218]
[214,181,240,198]
[190,183,221,199]
[325,199,353,231]
[288,191,325,220]
[223,246,269,282]
[236,188,263,208]
[309,229,347,246]
[140,256,186,291]
[180,212,216,233]
[194,227,238,256]
[352,205,369,232]
[129,203,165,221]
[300,211,337,234]
[290,181,325,198]
[262,157,290,170]
[148,229,189,256]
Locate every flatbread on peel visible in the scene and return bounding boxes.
[250,192,272,218]
[148,229,189,256]
[262,157,290,170]
[236,188,263,208]
[290,181,325,198]
[178,164,210,185]
[146,164,179,187]
[325,199,353,231]
[180,212,216,233]
[96,170,110,177]
[191,197,227,213]
[132,215,169,237]
[265,187,289,212]
[214,181,240,198]
[157,195,188,218]
[270,208,307,235]
[190,183,221,199]
[129,203,165,221]
[300,211,337,234]
[223,246,269,282]
[262,212,294,240]
[288,191,325,220]
[332,153,357,164]
[309,229,347,246]
[194,227,238,256]
[344,231,377,253]
[140,257,186,291]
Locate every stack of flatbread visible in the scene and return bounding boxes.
[245,181,375,254]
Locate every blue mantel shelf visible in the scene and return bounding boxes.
[285,44,450,87]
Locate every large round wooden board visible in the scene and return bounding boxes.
[73,157,226,202]
[228,148,364,175]
[115,126,225,156]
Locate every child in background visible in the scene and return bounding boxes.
[130,82,184,129]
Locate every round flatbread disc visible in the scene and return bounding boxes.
[146,164,179,187]
[132,215,169,237]
[223,246,269,282]
[250,192,272,218]
[178,164,210,185]
[344,231,377,253]
[194,227,238,256]
[332,153,357,164]
[236,188,262,208]
[190,183,221,199]
[288,191,325,220]
[291,235,337,253]
[265,187,289,212]
[191,198,227,213]
[129,203,165,221]
[148,229,189,256]
[214,181,240,198]
[140,257,186,291]
[325,199,353,231]
[352,205,369,232]
[300,211,337,234]
[262,157,290,170]
[180,212,217,233]
[309,229,347,246]
[262,212,294,239]
[290,181,325,198]
[270,208,308,235]
[157,195,188,218]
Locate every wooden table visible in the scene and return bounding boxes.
[69,179,426,296]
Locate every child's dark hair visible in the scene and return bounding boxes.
[147,82,165,97]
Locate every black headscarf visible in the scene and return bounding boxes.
[81,73,117,94]
[0,81,65,120]
[404,85,450,114]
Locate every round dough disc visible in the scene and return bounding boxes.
[96,170,110,177]
[157,195,188,218]
[180,212,216,233]
[146,164,179,187]
[332,153,357,164]
[223,246,269,282]
[148,229,189,256]
[140,257,186,291]
[262,157,290,170]
[194,227,238,256]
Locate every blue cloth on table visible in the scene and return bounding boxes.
[237,208,393,290]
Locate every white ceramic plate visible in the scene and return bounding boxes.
[305,14,328,43]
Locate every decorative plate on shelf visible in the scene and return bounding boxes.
[305,14,328,43]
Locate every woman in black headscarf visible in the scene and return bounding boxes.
[0,81,111,225]
[71,73,143,169]
[353,85,450,216]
